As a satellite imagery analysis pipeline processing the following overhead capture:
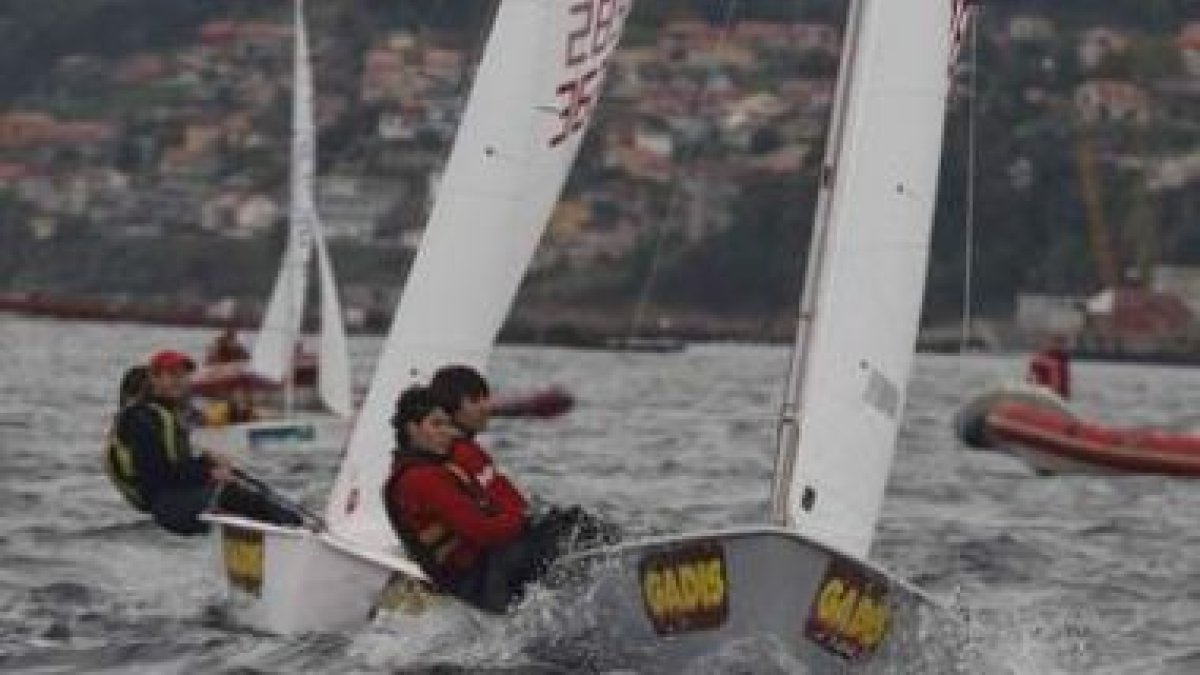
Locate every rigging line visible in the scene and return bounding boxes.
[625,0,742,342]
[959,6,980,353]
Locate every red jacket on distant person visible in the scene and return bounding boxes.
[1028,346,1070,399]
[383,450,525,582]
[449,434,529,515]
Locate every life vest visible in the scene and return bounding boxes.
[383,450,499,583]
[103,401,183,512]
[449,436,529,514]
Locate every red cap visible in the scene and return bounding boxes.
[148,350,196,373]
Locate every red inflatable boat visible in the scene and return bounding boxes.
[957,385,1200,477]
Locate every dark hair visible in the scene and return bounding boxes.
[428,365,490,414]
[391,386,444,448]
[119,366,150,407]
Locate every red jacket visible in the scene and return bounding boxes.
[1028,347,1070,399]
[383,451,524,580]
[449,435,529,516]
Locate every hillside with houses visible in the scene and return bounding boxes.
[0,1,1196,348]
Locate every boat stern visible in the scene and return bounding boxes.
[207,515,397,634]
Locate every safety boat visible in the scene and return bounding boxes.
[206,0,970,670]
[957,382,1200,477]
[491,386,575,419]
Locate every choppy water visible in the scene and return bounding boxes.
[1,316,1199,673]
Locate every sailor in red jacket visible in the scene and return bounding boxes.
[384,386,550,612]
[1027,337,1071,399]
[429,366,529,516]
[430,366,620,549]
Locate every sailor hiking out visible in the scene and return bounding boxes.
[384,381,615,613]
[431,365,615,552]
[104,349,303,535]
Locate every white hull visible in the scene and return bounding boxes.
[205,519,959,671]
[549,527,958,672]
[206,515,432,634]
[205,518,958,671]
[193,414,351,456]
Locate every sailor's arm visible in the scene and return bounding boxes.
[411,473,525,547]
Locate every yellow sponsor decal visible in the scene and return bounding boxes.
[221,526,264,597]
[805,559,891,661]
[638,541,728,635]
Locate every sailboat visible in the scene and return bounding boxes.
[193,0,353,453]
[203,0,632,632]
[539,0,971,667]
[206,0,969,666]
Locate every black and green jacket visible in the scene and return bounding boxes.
[107,397,208,509]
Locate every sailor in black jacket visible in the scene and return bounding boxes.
[107,350,302,535]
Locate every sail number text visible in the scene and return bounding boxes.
[550,0,631,147]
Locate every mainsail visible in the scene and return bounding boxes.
[250,0,351,415]
[770,0,964,557]
[325,0,633,549]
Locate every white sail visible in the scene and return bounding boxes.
[251,0,318,384]
[325,0,633,547]
[770,0,962,557]
[251,248,307,383]
[313,213,353,417]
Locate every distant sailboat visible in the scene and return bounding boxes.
[193,0,352,452]
[204,0,631,632]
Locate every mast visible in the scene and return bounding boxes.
[283,0,309,417]
[766,0,963,556]
[252,0,317,396]
[769,0,869,524]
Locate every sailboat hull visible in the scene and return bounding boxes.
[206,518,958,670]
[206,515,424,634]
[194,414,351,456]
[549,526,958,672]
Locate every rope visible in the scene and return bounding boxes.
[959,7,980,352]
[624,0,742,341]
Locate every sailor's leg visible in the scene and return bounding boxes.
[433,561,509,614]
[477,538,548,611]
[147,487,215,535]
[212,482,305,526]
